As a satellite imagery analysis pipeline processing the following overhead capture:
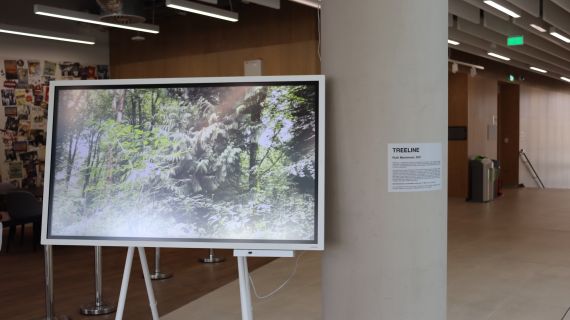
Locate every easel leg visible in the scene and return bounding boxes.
[138,247,160,320]
[237,256,254,320]
[115,247,135,320]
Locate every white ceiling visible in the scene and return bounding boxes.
[449,0,570,82]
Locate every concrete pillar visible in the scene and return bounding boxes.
[321,1,448,319]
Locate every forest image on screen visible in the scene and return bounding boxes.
[50,84,317,242]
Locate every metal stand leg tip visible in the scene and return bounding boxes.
[200,249,226,263]
[150,271,173,280]
[80,304,117,316]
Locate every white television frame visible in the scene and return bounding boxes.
[40,75,325,251]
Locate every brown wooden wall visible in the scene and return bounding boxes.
[448,73,469,198]
[109,2,320,78]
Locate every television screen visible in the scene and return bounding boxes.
[41,76,325,250]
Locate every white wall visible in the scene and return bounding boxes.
[468,76,498,159]
[321,0,447,319]
[520,85,570,188]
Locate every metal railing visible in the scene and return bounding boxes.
[519,149,545,189]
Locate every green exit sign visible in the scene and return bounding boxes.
[507,35,524,46]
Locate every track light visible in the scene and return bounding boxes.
[166,0,238,22]
[470,67,477,77]
[0,23,94,45]
[289,0,320,9]
[487,52,511,61]
[529,67,547,74]
[34,4,159,34]
[530,24,547,33]
[451,63,459,74]
[448,39,460,46]
[562,77,570,83]
[483,1,521,18]
[549,28,570,44]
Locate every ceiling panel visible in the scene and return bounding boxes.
[450,0,481,24]
[544,0,570,35]
[550,0,570,12]
[504,0,541,17]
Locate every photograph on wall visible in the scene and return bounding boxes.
[96,65,109,79]
[17,104,31,120]
[5,149,17,161]
[28,60,41,76]
[1,88,16,106]
[17,68,28,87]
[30,130,46,146]
[8,161,23,179]
[4,60,17,80]
[4,106,17,117]
[18,120,31,137]
[31,106,45,129]
[49,83,319,243]
[5,117,19,132]
[44,61,56,77]
[15,89,26,106]
[13,141,27,152]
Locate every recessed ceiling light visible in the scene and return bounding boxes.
[529,67,547,73]
[0,23,94,45]
[488,52,511,61]
[483,1,521,18]
[550,31,570,44]
[34,4,159,34]
[562,77,570,83]
[530,24,547,33]
[448,39,460,45]
[166,0,239,22]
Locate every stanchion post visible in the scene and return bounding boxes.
[80,246,116,315]
[199,248,225,263]
[149,248,172,280]
[42,245,71,320]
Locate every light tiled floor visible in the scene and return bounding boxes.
[163,188,570,320]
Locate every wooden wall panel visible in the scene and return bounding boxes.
[448,73,469,198]
[109,2,320,78]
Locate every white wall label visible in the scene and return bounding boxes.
[388,143,442,192]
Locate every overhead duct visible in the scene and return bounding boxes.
[96,0,146,24]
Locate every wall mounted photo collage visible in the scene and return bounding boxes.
[0,58,109,190]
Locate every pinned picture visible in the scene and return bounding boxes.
[30,130,46,146]
[17,104,31,120]
[31,106,45,129]
[4,60,18,80]
[28,60,41,76]
[18,120,31,137]
[5,117,19,132]
[5,149,17,161]
[44,61,56,77]
[1,88,16,106]
[8,161,23,179]
[15,89,26,106]
[17,68,28,87]
[5,107,17,117]
[59,62,73,77]
[13,141,27,152]
[97,65,109,79]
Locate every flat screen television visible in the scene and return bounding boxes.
[41,75,325,250]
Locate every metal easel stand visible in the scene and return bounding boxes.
[149,247,172,280]
[80,246,116,315]
[41,245,71,320]
[233,250,295,320]
[200,248,225,263]
[115,247,159,320]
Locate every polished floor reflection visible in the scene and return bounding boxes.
[166,188,570,320]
